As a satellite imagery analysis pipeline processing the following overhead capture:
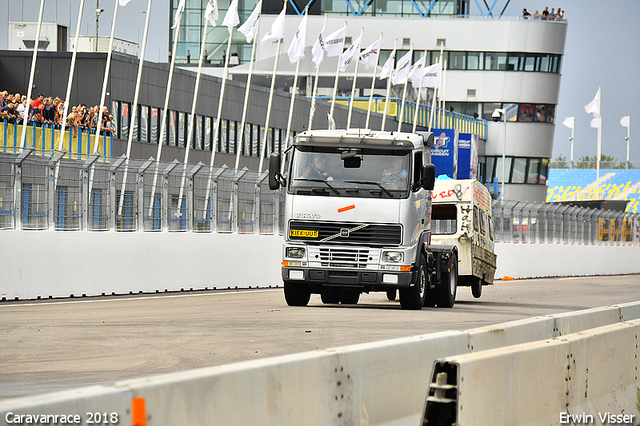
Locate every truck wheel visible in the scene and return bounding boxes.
[339,288,360,305]
[321,287,340,304]
[284,280,311,306]
[437,255,457,308]
[386,289,397,301]
[471,277,482,298]
[400,254,427,310]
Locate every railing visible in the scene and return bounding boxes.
[492,199,640,245]
[1,119,113,160]
[0,148,283,234]
[322,97,488,140]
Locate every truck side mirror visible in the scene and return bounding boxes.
[268,153,281,190]
[422,164,436,191]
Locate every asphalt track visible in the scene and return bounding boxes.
[1,274,639,400]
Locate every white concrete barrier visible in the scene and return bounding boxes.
[2,303,640,426]
[425,320,640,426]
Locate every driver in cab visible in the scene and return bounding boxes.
[382,157,407,182]
[303,155,334,181]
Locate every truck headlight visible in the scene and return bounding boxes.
[383,251,403,263]
[286,247,306,258]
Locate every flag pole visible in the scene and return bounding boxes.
[596,114,602,201]
[258,39,283,174]
[148,8,183,218]
[284,7,308,154]
[178,17,211,214]
[57,0,86,153]
[235,38,257,170]
[412,49,427,133]
[346,27,364,129]
[625,119,631,169]
[365,33,382,130]
[329,21,348,125]
[19,0,45,150]
[428,57,440,132]
[397,44,413,132]
[118,0,154,218]
[92,1,121,155]
[569,123,574,169]
[308,14,327,132]
[380,38,396,132]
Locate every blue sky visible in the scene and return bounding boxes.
[2,0,639,164]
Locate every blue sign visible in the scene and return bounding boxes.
[458,133,478,179]
[431,129,458,179]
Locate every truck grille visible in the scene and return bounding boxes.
[288,221,402,246]
[318,248,370,268]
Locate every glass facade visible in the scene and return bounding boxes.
[481,156,550,186]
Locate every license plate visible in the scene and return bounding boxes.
[289,229,318,238]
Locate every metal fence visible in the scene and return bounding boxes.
[0,147,283,234]
[492,200,640,245]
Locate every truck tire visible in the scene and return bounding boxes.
[471,277,482,298]
[284,280,311,306]
[437,255,457,308]
[386,289,397,301]
[321,287,340,304]
[339,288,360,305]
[400,254,427,310]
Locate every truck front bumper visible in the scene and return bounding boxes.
[281,267,414,289]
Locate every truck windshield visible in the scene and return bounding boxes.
[288,148,411,198]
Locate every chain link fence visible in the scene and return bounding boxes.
[1,151,282,235]
[493,200,640,245]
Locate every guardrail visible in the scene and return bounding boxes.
[493,199,640,245]
[1,302,638,425]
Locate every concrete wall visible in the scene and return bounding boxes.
[1,232,639,301]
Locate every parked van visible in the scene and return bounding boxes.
[430,179,497,298]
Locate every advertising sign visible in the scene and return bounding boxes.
[431,129,458,179]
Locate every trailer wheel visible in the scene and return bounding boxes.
[437,255,457,308]
[471,277,482,298]
[321,287,340,304]
[339,288,360,304]
[400,254,427,310]
[284,280,311,306]
[386,290,397,301]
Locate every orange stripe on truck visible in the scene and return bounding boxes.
[132,398,147,426]
[337,204,355,213]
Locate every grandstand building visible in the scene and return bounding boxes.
[171,0,567,203]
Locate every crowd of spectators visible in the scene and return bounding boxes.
[0,90,114,138]
[522,7,565,20]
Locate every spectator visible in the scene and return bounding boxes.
[16,99,28,123]
[556,8,564,19]
[522,8,531,18]
[533,9,541,18]
[541,7,550,19]
[0,91,7,109]
[32,93,45,109]
[549,8,556,19]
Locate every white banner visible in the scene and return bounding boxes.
[205,0,219,27]
[287,12,308,64]
[311,19,326,67]
[238,0,262,43]
[419,62,440,88]
[584,87,601,116]
[260,5,286,45]
[620,115,630,129]
[379,46,396,80]
[360,37,381,69]
[339,33,362,72]
[391,49,412,85]
[171,0,186,30]
[324,26,346,57]
[562,116,574,130]
[221,0,240,30]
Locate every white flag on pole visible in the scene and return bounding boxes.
[311,19,326,67]
[205,0,219,27]
[324,26,346,57]
[261,4,286,45]
[562,116,575,130]
[379,46,396,80]
[391,49,412,85]
[339,33,362,72]
[171,0,186,29]
[359,37,381,69]
[584,87,601,116]
[287,11,308,64]
[221,0,240,30]
[419,62,440,88]
[590,116,601,129]
[238,0,261,43]
[119,0,134,6]
[408,56,425,86]
[620,115,630,129]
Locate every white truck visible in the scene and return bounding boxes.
[268,129,459,310]
[431,179,497,298]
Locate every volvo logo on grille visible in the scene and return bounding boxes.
[340,228,350,237]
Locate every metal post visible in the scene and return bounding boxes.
[136,157,154,231]
[47,150,66,230]
[254,171,269,235]
[81,153,100,231]
[210,165,228,234]
[109,155,127,231]
[231,167,248,234]
[13,145,35,229]
[162,159,179,232]
[186,162,204,232]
